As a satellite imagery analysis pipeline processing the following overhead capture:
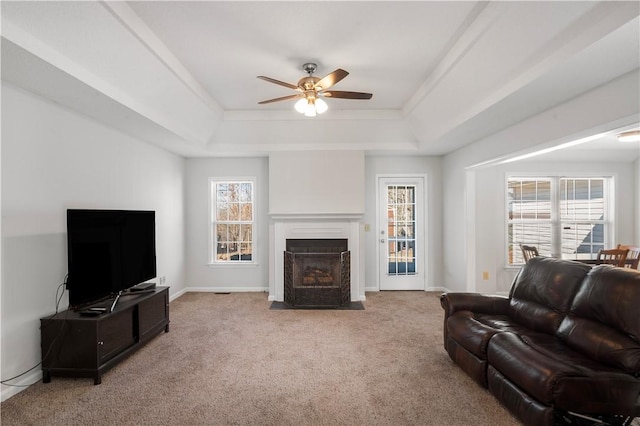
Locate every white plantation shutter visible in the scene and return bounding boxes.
[507,176,611,265]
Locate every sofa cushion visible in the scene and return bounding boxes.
[446,311,506,358]
[508,257,591,334]
[488,332,640,414]
[557,265,640,374]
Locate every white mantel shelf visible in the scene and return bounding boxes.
[269,213,364,220]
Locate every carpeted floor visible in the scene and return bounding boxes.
[1,291,521,425]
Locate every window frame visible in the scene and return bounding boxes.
[208,177,257,267]
[505,174,614,266]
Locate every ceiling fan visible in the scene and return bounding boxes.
[257,63,373,116]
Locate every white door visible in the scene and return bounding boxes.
[378,177,426,290]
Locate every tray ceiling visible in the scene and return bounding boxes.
[1,1,638,158]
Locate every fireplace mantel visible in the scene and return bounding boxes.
[269,213,363,303]
[269,213,364,221]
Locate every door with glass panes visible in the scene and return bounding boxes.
[378,177,426,290]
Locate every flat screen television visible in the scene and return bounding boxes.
[66,209,157,308]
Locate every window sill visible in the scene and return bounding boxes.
[505,264,524,270]
[208,262,259,268]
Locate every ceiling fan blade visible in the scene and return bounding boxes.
[323,90,373,100]
[314,69,349,90]
[257,76,300,91]
[258,94,303,104]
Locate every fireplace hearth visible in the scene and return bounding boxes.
[284,239,350,307]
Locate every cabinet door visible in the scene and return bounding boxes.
[98,309,135,364]
[41,319,98,369]
[138,290,168,342]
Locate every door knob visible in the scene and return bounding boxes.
[380,239,385,243]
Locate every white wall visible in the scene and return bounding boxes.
[1,83,186,400]
[474,161,637,294]
[185,157,269,291]
[443,70,640,293]
[363,155,443,292]
[269,151,365,215]
[185,154,443,296]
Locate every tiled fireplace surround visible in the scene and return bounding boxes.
[269,214,363,303]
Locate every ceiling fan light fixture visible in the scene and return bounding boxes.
[304,100,317,117]
[295,96,328,117]
[294,98,308,114]
[617,130,640,143]
[315,98,328,114]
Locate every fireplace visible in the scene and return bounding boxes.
[269,215,362,304]
[284,239,350,307]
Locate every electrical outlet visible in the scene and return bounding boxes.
[482,271,489,280]
[159,276,166,285]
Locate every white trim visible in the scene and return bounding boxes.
[207,262,259,268]
[181,286,268,294]
[1,370,42,402]
[465,170,476,293]
[269,213,364,221]
[169,288,188,302]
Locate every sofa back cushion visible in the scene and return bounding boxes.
[557,265,640,374]
[508,257,591,334]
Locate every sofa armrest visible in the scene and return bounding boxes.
[440,292,510,318]
[440,292,510,350]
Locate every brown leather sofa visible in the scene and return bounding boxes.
[440,257,640,426]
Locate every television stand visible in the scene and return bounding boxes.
[40,287,169,385]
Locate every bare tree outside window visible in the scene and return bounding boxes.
[386,185,417,274]
[211,181,254,262]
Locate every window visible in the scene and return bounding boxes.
[210,179,254,264]
[507,176,611,265]
[560,178,607,258]
[507,178,552,263]
[386,185,417,275]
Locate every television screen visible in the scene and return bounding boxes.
[66,209,156,308]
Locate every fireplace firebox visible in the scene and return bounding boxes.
[284,239,350,307]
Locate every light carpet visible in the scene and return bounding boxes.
[1,291,520,425]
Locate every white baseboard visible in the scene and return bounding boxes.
[365,286,447,293]
[181,286,268,294]
[169,287,188,302]
[1,370,42,402]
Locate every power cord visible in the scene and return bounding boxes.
[1,277,69,387]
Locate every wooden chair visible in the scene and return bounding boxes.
[596,248,628,267]
[519,244,539,263]
[617,244,640,269]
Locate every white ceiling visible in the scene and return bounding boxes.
[1,1,639,160]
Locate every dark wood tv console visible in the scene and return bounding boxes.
[40,286,169,385]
